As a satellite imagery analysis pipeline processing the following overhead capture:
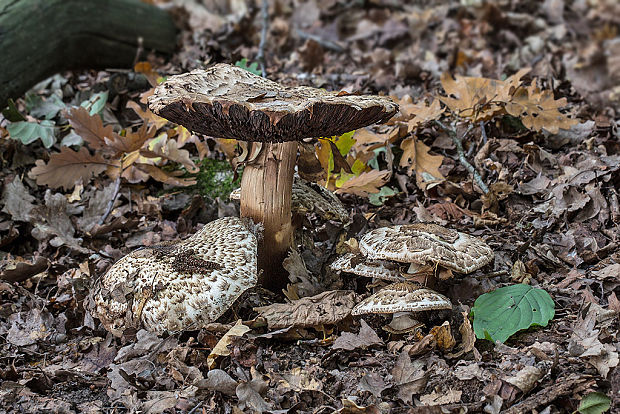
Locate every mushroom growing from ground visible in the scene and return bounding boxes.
[149,64,397,290]
[332,223,493,285]
[90,217,258,337]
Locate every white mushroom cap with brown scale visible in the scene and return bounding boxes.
[330,252,405,282]
[90,217,258,337]
[358,223,494,274]
[351,282,452,315]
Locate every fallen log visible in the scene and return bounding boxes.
[0,0,178,106]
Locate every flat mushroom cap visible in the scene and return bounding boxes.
[148,64,398,142]
[352,282,452,315]
[358,223,494,274]
[91,217,258,336]
[330,252,405,281]
[230,177,349,222]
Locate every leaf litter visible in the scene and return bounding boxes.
[0,0,619,413]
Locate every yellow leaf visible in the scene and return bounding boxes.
[207,320,251,369]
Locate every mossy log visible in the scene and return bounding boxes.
[0,0,177,106]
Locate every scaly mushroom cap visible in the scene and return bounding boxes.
[148,63,398,142]
[91,217,258,336]
[352,282,452,315]
[330,252,404,281]
[230,176,349,222]
[358,223,494,274]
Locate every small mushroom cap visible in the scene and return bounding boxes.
[330,252,405,281]
[91,217,258,336]
[148,64,398,142]
[230,176,349,222]
[351,282,452,315]
[358,223,494,274]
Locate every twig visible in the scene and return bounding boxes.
[296,29,345,53]
[479,120,488,144]
[256,0,269,77]
[99,175,122,225]
[435,120,490,194]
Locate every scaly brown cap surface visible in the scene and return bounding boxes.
[148,63,398,142]
[330,252,405,281]
[91,217,258,337]
[358,223,494,274]
[352,282,452,315]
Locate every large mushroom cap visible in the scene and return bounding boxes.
[358,223,494,274]
[91,217,258,336]
[148,63,398,142]
[352,282,452,315]
[330,252,405,281]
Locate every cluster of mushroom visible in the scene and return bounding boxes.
[90,63,397,336]
[331,223,494,332]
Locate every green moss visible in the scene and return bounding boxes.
[195,158,239,199]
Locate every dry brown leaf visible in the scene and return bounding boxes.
[124,164,197,186]
[406,99,445,132]
[207,320,250,369]
[106,123,155,154]
[430,321,456,351]
[65,107,119,151]
[440,68,530,122]
[254,290,357,329]
[332,319,383,351]
[335,169,390,197]
[149,137,199,173]
[29,147,109,190]
[505,81,578,133]
[399,137,444,189]
[127,100,168,129]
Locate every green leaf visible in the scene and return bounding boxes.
[2,99,26,122]
[7,120,56,148]
[80,91,108,115]
[471,284,555,343]
[27,93,66,120]
[368,186,397,206]
[235,58,262,76]
[579,392,611,414]
[334,130,356,156]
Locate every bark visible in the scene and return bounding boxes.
[0,0,177,107]
[240,142,297,291]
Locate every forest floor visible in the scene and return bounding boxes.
[0,0,619,413]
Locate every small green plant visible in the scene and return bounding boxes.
[578,392,611,414]
[471,284,555,343]
[235,58,261,76]
[195,158,239,199]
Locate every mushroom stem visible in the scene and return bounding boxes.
[240,142,297,291]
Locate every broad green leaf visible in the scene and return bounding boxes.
[80,91,108,115]
[579,392,611,414]
[334,130,356,156]
[27,93,65,120]
[2,99,26,122]
[8,120,56,148]
[335,171,355,188]
[471,284,555,343]
[368,186,397,206]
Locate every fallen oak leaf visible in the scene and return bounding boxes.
[399,137,444,189]
[335,169,391,197]
[65,106,119,151]
[29,146,109,190]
